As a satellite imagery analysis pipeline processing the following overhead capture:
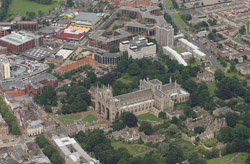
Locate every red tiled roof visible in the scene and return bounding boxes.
[58,31,84,40]
[59,57,94,75]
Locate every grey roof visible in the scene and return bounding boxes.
[21,47,55,61]
[115,89,153,102]
[0,73,57,90]
[0,31,41,46]
[40,27,56,34]
[120,6,167,26]
[73,12,102,25]
[90,29,133,42]
[126,22,155,29]
[149,79,161,84]
[155,90,165,98]
[95,51,123,57]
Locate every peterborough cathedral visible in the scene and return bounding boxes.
[94,78,190,123]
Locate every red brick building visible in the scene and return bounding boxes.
[0,31,43,53]
[0,73,58,97]
[125,0,158,7]
[59,57,95,75]
[0,26,11,37]
[0,21,38,31]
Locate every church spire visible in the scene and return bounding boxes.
[169,76,172,84]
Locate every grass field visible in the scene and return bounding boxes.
[171,13,187,28]
[233,153,249,163]
[82,114,98,123]
[173,47,184,54]
[7,0,61,17]
[112,141,154,157]
[207,153,236,164]
[137,113,161,123]
[118,77,133,85]
[207,82,216,97]
[58,115,82,125]
[166,0,173,9]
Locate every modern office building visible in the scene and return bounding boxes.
[0,31,43,53]
[89,29,133,50]
[0,54,10,79]
[156,26,174,46]
[53,136,99,164]
[94,51,123,65]
[119,36,156,59]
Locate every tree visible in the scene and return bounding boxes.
[122,112,138,127]
[51,152,64,164]
[188,152,206,164]
[225,113,239,127]
[111,120,126,131]
[139,121,153,135]
[158,112,166,120]
[231,125,250,141]
[86,130,107,152]
[128,63,140,76]
[194,126,205,134]
[167,124,178,135]
[38,10,44,17]
[67,0,74,7]
[215,69,226,81]
[208,32,216,41]
[112,24,118,30]
[216,85,232,100]
[189,57,196,64]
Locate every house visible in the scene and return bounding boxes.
[197,69,215,83]
[213,107,233,116]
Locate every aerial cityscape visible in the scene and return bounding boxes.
[0,0,250,164]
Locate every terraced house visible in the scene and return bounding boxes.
[95,78,190,123]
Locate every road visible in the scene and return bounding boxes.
[162,1,219,69]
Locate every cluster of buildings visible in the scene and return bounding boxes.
[110,127,165,143]
[0,140,51,164]
[95,78,189,123]
[0,16,38,31]
[0,72,58,97]
[184,106,227,141]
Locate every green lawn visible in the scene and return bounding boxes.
[207,82,216,97]
[203,138,218,147]
[171,13,187,28]
[7,0,61,17]
[173,139,198,159]
[137,113,161,123]
[118,77,133,85]
[207,153,236,164]
[58,115,82,125]
[112,141,154,157]
[233,153,249,163]
[173,47,184,54]
[82,114,98,123]
[166,0,173,9]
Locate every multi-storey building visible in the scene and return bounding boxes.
[95,78,189,123]
[0,114,9,136]
[156,25,174,46]
[0,54,10,79]
[0,31,43,53]
[0,26,11,37]
[0,73,58,97]
[0,17,38,31]
[89,29,133,50]
[94,51,123,65]
[119,36,156,59]
[26,120,44,137]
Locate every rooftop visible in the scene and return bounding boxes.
[0,31,41,46]
[21,47,55,61]
[73,12,103,25]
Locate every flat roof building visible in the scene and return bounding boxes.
[89,29,133,50]
[0,31,43,53]
[163,46,188,66]
[21,47,55,61]
[53,136,99,164]
[72,12,103,29]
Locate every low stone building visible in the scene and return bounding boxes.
[213,107,233,117]
[236,62,250,75]
[111,127,165,143]
[197,70,215,83]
